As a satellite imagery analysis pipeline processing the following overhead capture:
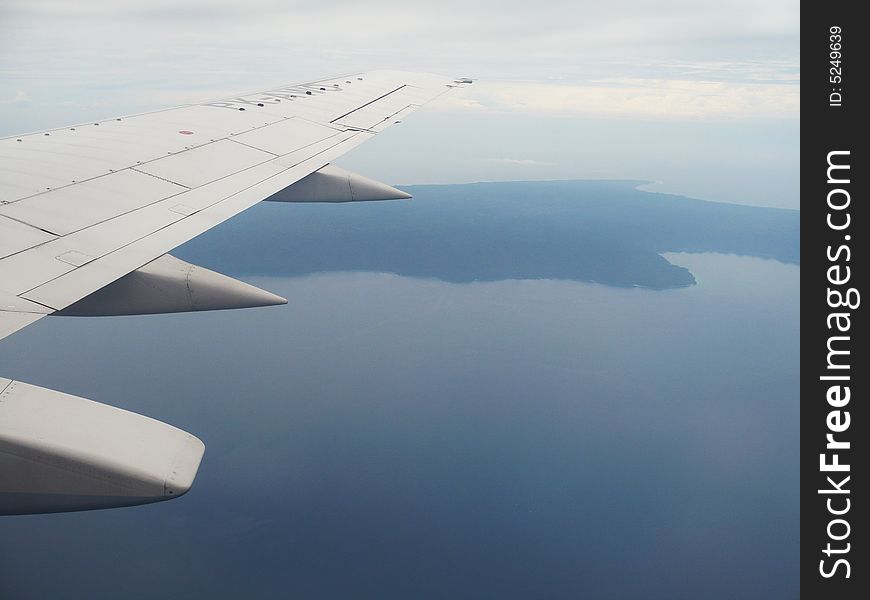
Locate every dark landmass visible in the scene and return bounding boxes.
[175,180,799,290]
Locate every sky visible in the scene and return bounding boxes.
[0,0,800,207]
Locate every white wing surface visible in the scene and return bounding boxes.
[0,70,465,338]
[0,70,469,514]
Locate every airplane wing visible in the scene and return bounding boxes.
[0,70,470,515]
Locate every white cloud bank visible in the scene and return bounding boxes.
[442,78,799,121]
[0,0,799,124]
[486,158,559,166]
[0,90,31,105]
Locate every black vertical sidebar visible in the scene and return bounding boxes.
[802,4,867,599]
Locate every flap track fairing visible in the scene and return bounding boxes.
[265,163,412,203]
[57,254,287,317]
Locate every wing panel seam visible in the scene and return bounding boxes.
[16,133,362,299]
[330,85,407,123]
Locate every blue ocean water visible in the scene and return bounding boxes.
[0,182,799,599]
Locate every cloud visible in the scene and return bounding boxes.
[0,0,798,133]
[439,78,798,120]
[0,1,799,82]
[486,158,558,166]
[0,90,31,105]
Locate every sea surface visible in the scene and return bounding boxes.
[0,181,799,599]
